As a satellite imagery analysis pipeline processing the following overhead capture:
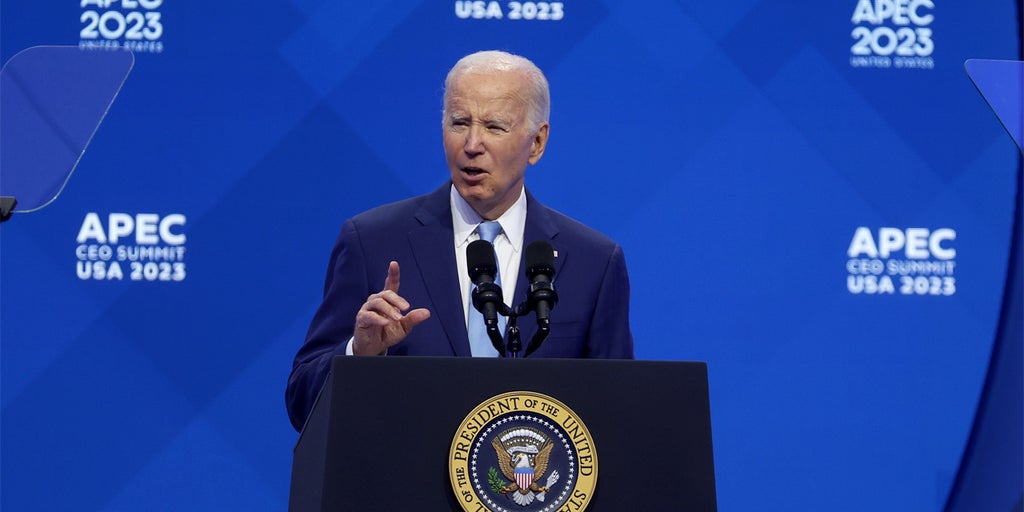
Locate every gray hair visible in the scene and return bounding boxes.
[442,50,550,132]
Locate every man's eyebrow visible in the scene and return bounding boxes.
[483,116,512,126]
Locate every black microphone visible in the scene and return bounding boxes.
[467,239,498,287]
[467,239,506,354]
[525,240,558,322]
[523,241,558,357]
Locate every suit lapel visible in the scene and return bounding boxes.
[408,185,472,357]
[514,190,562,348]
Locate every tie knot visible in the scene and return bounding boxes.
[477,221,502,244]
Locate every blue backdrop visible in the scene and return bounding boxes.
[1,1,1020,511]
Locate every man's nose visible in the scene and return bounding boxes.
[464,126,485,154]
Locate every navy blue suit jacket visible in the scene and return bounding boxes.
[286,183,633,430]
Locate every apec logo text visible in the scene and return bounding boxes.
[80,0,164,54]
[846,227,956,296]
[75,212,187,282]
[850,0,934,69]
[454,1,564,20]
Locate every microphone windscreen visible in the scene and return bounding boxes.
[525,241,555,278]
[467,239,497,282]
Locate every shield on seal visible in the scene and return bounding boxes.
[515,466,534,491]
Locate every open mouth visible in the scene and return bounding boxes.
[462,167,486,176]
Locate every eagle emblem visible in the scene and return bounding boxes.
[490,427,561,506]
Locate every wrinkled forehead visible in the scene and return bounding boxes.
[444,70,531,113]
[446,69,532,104]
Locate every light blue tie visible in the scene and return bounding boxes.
[468,221,504,357]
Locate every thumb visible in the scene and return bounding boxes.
[401,308,431,331]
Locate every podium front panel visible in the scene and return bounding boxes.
[291,356,716,511]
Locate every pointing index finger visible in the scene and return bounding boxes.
[383,261,401,293]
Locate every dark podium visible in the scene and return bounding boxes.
[290,356,717,511]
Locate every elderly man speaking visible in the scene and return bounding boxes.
[286,50,634,431]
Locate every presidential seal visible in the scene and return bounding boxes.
[449,391,597,512]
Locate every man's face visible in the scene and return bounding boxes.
[444,70,549,220]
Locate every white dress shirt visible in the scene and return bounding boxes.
[450,184,526,327]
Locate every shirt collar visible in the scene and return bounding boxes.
[451,184,527,253]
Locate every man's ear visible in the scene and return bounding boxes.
[528,122,550,165]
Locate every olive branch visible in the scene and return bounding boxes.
[488,467,508,494]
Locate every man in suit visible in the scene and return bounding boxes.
[286,51,633,431]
